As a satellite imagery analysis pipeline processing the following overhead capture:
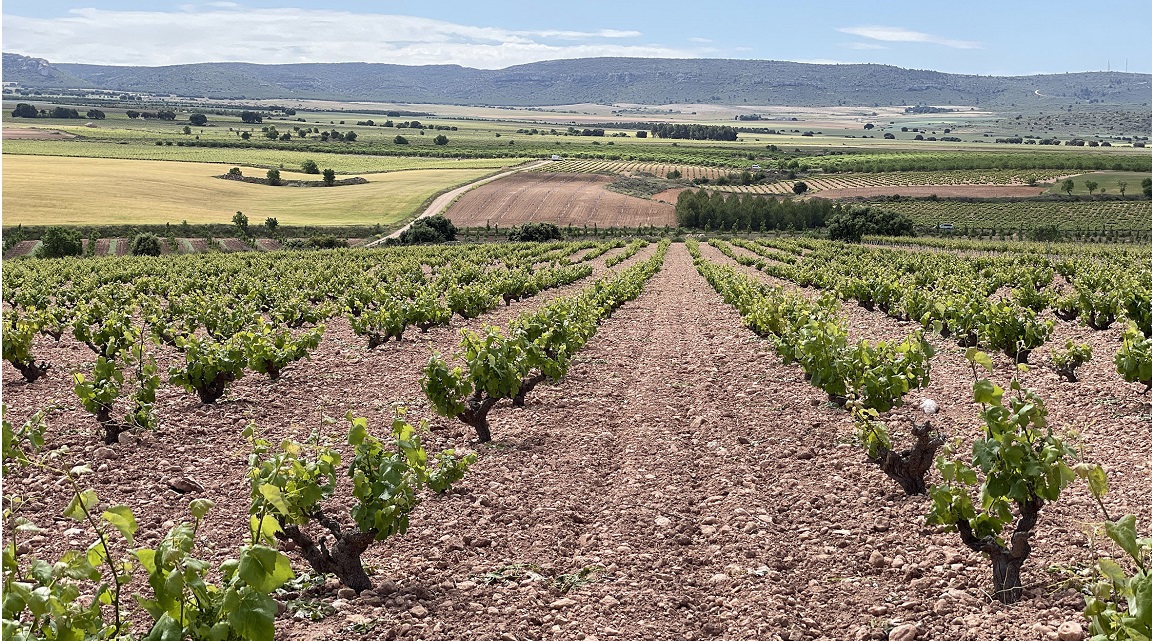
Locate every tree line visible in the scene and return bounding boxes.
[675,189,841,231]
[651,123,739,141]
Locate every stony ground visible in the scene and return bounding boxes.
[4,242,1149,641]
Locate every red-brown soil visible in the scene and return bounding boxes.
[3,243,1148,641]
[1,127,77,139]
[445,173,675,227]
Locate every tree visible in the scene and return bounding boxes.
[85,109,105,120]
[394,135,409,145]
[125,110,140,119]
[240,110,262,124]
[232,211,249,233]
[863,123,875,130]
[49,107,81,119]
[129,233,162,256]
[37,227,83,258]
[508,222,561,242]
[240,131,251,140]
[1118,181,1128,196]
[433,134,449,146]
[1061,179,1075,195]
[227,167,243,177]
[264,127,279,140]
[267,169,282,186]
[300,159,319,174]
[12,103,38,118]
[792,181,809,195]
[635,130,647,138]
[189,113,207,126]
[322,168,336,186]
[1085,180,1099,196]
[183,126,192,135]
[265,217,279,231]
[345,131,357,142]
[1142,178,1152,198]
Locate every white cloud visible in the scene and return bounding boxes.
[837,25,981,49]
[2,6,692,68]
[688,37,712,44]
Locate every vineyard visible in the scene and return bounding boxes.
[4,236,1151,641]
[867,199,1152,233]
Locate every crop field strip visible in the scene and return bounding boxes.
[867,199,1152,232]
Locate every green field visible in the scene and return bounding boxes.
[1045,171,1152,195]
[2,155,500,226]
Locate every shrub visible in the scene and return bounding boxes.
[509,222,562,242]
[129,233,162,256]
[394,135,409,145]
[433,134,449,145]
[227,166,243,177]
[395,215,457,245]
[322,168,336,186]
[308,235,346,249]
[826,206,914,243]
[36,227,83,258]
[267,169,282,186]
[11,103,38,118]
[301,159,319,174]
[232,211,249,233]
[265,217,279,231]
[792,181,809,195]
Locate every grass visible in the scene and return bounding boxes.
[1046,171,1152,195]
[2,155,496,226]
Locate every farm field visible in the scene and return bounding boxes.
[3,238,1151,641]
[443,172,676,227]
[1044,171,1151,195]
[866,199,1152,232]
[2,155,498,226]
[1,138,528,174]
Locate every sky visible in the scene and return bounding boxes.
[2,1,1148,75]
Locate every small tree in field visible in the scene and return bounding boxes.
[1085,180,1099,196]
[792,181,809,195]
[129,233,162,256]
[265,217,279,231]
[433,134,449,145]
[301,159,319,174]
[267,169,281,186]
[233,211,249,234]
[189,113,207,126]
[322,168,336,186]
[1118,181,1127,196]
[37,227,83,258]
[1061,178,1075,195]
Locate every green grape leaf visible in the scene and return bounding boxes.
[64,489,100,522]
[101,505,137,546]
[1105,514,1142,564]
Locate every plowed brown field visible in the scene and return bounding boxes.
[444,172,675,227]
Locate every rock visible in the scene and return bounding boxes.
[550,598,576,609]
[736,436,752,445]
[167,476,205,494]
[116,431,138,446]
[337,588,357,599]
[796,448,815,460]
[868,550,886,568]
[469,537,492,548]
[889,555,906,569]
[932,598,950,615]
[888,623,919,641]
[690,417,704,430]
[1057,622,1083,641]
[93,447,117,460]
[409,604,428,618]
[600,595,620,607]
[919,398,938,415]
[709,573,730,584]
[330,599,349,611]
[654,516,672,528]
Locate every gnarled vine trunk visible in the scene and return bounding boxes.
[868,421,942,495]
[513,372,548,407]
[956,496,1042,604]
[13,360,50,383]
[456,390,499,442]
[279,510,377,592]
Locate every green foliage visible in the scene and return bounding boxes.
[265,169,281,186]
[239,319,324,380]
[826,206,915,243]
[2,309,53,382]
[129,232,162,256]
[169,334,247,403]
[233,211,250,233]
[322,168,336,186]
[508,222,562,242]
[395,214,457,245]
[1052,339,1092,382]
[300,159,319,174]
[926,349,1076,603]
[1115,326,1152,393]
[36,227,83,259]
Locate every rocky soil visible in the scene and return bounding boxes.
[4,242,1149,641]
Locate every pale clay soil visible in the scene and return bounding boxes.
[3,242,1151,641]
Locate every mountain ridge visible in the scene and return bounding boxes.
[4,53,1151,107]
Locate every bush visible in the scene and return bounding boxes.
[265,217,279,231]
[227,167,242,177]
[508,221,562,242]
[36,227,83,258]
[322,168,336,186]
[301,159,319,174]
[433,134,449,145]
[11,103,38,118]
[395,215,457,245]
[826,206,915,243]
[309,235,346,249]
[792,181,809,194]
[394,135,409,145]
[267,169,281,186]
[189,113,207,126]
[1028,225,1062,242]
[129,233,163,256]
[232,211,249,233]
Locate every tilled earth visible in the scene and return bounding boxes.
[3,242,1151,641]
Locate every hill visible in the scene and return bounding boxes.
[4,53,1152,107]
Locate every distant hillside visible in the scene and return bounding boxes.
[5,53,1151,107]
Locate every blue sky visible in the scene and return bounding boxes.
[2,1,1148,75]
